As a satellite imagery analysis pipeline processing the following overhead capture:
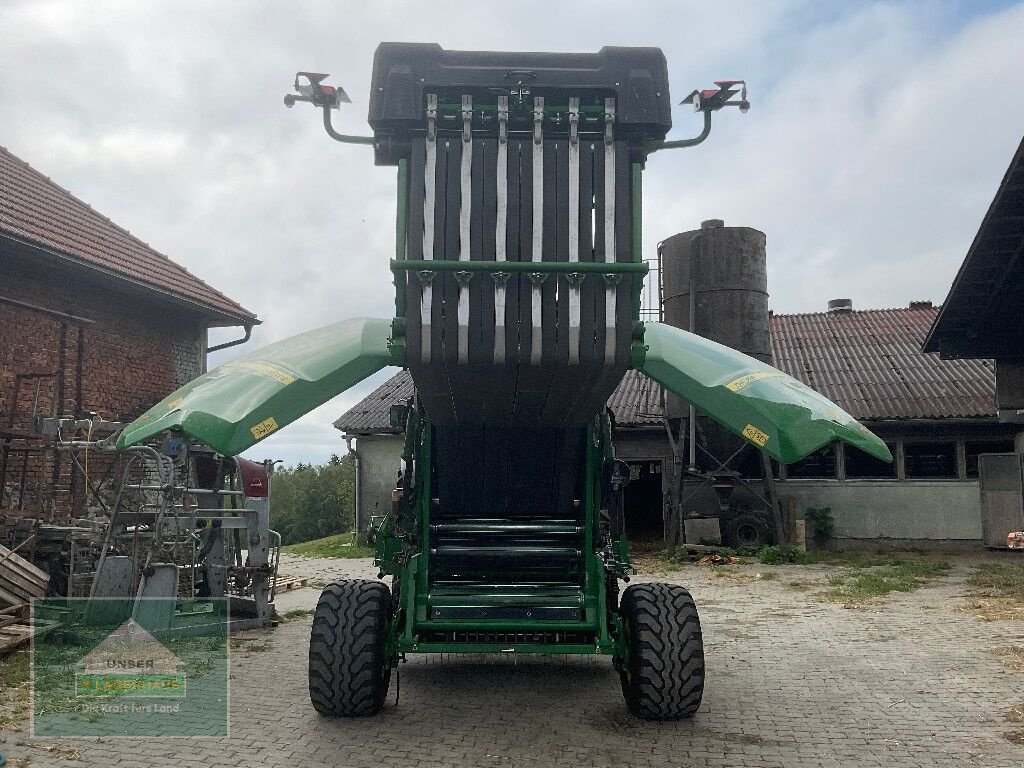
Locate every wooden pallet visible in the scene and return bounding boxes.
[0,621,34,653]
[0,543,50,608]
[0,605,60,655]
[275,576,309,592]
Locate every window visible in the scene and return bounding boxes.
[785,446,837,479]
[904,441,957,479]
[965,440,1016,478]
[845,443,897,479]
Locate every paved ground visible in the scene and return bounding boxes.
[3,553,1024,767]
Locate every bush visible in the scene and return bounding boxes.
[804,507,834,544]
[758,544,808,565]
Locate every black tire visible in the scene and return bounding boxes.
[308,579,392,716]
[619,582,704,720]
[726,512,771,549]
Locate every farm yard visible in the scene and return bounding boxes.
[4,550,1023,768]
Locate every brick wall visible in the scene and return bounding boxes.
[1,248,209,513]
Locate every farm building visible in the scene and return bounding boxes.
[925,134,1024,546]
[336,301,1016,547]
[0,145,258,517]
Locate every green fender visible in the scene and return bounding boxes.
[635,321,891,465]
[117,317,398,456]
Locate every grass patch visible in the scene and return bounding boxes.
[277,608,313,624]
[1006,704,1024,745]
[0,648,31,730]
[660,543,913,569]
[991,646,1024,673]
[820,561,950,604]
[806,551,906,568]
[963,562,1024,621]
[282,532,374,559]
[758,545,809,565]
[967,562,1024,594]
[710,569,776,585]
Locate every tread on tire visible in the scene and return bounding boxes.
[308,579,392,716]
[619,582,704,720]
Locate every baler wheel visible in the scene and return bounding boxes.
[619,582,704,719]
[308,579,392,716]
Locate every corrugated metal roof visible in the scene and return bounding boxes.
[335,305,998,434]
[0,146,257,325]
[607,369,664,426]
[771,306,995,420]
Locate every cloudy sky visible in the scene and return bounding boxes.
[2,0,1022,465]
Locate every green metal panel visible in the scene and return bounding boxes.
[414,420,432,626]
[636,321,892,465]
[116,317,397,456]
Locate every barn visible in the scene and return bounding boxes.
[0,146,257,517]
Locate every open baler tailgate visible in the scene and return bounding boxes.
[636,321,891,465]
[116,317,396,456]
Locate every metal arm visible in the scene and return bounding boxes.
[322,106,375,146]
[649,110,712,153]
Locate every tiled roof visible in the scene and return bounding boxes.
[771,305,995,420]
[333,371,416,434]
[0,146,257,325]
[336,305,997,434]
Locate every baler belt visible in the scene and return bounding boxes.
[494,95,508,365]
[567,97,581,365]
[406,94,632,427]
[530,96,544,366]
[603,97,617,364]
[457,94,473,365]
[421,93,437,365]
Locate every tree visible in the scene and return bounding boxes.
[269,454,356,544]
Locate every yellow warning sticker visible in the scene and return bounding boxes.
[742,424,769,447]
[224,361,296,386]
[250,416,280,440]
[725,371,784,392]
[166,397,184,411]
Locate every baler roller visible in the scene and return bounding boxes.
[429,545,583,562]
[429,520,583,535]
